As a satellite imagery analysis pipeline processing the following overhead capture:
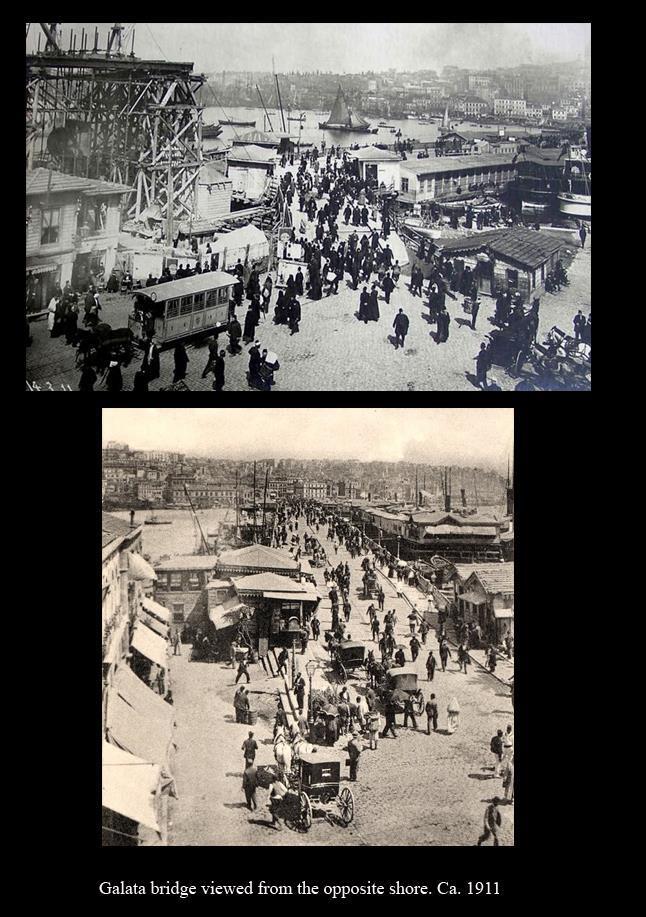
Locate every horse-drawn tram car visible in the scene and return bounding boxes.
[272,752,355,831]
[128,271,237,348]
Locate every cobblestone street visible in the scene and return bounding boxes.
[26,171,589,392]
[168,516,514,846]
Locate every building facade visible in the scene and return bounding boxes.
[26,168,130,311]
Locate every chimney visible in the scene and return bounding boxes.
[444,467,451,512]
[460,488,467,507]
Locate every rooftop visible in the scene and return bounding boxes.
[439,226,563,270]
[351,147,402,162]
[227,144,279,165]
[217,543,298,571]
[102,512,140,549]
[233,571,315,594]
[467,563,515,594]
[410,511,499,527]
[26,167,131,197]
[399,153,516,177]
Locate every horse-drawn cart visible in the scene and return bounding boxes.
[277,752,354,831]
[332,641,367,683]
[75,322,136,372]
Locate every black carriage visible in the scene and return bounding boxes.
[485,320,534,375]
[282,752,355,831]
[378,665,425,715]
[76,322,135,371]
[525,325,591,390]
[362,569,377,598]
[332,641,367,683]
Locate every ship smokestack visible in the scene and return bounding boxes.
[129,509,135,527]
[461,488,467,507]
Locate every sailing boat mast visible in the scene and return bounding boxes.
[261,467,269,544]
[257,84,274,132]
[235,469,240,540]
[473,469,479,512]
[183,483,210,554]
[275,73,287,133]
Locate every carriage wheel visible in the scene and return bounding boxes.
[413,692,425,716]
[338,787,355,825]
[299,792,312,831]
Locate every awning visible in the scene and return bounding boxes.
[26,262,60,276]
[129,552,157,582]
[264,591,319,602]
[208,602,245,630]
[493,607,514,618]
[131,623,168,669]
[141,597,170,623]
[138,608,169,638]
[105,690,174,772]
[102,741,162,833]
[459,591,487,605]
[112,664,174,728]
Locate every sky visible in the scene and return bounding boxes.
[102,408,513,472]
[27,22,590,73]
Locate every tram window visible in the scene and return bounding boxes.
[180,295,193,315]
[206,289,218,308]
[217,287,228,303]
[194,292,205,311]
[166,299,179,319]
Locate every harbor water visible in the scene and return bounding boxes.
[201,105,541,151]
[111,508,232,563]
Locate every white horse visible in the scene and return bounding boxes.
[273,730,293,781]
[291,732,315,762]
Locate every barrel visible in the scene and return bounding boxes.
[247,711,258,725]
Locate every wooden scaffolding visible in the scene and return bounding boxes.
[26,28,206,231]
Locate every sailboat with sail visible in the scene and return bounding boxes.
[319,85,377,133]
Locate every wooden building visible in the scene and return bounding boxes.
[439,226,563,298]
[231,572,321,655]
[454,563,514,645]
[398,154,517,208]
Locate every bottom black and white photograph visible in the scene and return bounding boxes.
[101,407,514,847]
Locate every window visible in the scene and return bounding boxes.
[206,289,218,308]
[166,299,179,318]
[172,605,185,622]
[41,208,60,245]
[217,286,229,303]
[194,292,205,311]
[180,295,193,315]
[188,571,201,590]
[401,178,409,193]
[506,269,519,289]
[169,572,182,591]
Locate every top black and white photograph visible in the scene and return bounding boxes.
[26,22,591,391]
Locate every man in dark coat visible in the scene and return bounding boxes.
[367,284,380,322]
[426,650,437,681]
[573,310,586,341]
[173,342,189,383]
[475,343,490,390]
[425,695,439,734]
[295,268,304,297]
[471,296,480,330]
[228,315,242,353]
[242,761,258,811]
[382,271,395,304]
[393,308,409,348]
[288,298,301,335]
[380,699,398,738]
[142,337,160,380]
[358,286,370,323]
[213,350,226,391]
[248,342,262,388]
[243,306,258,343]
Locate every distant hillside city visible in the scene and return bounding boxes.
[205,54,591,124]
[102,441,507,510]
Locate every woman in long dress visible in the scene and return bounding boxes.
[47,297,58,335]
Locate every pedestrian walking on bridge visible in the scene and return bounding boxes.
[410,634,421,662]
[477,798,502,846]
[425,695,438,733]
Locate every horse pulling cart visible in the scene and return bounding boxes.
[378,665,425,716]
[273,753,355,832]
[75,322,135,372]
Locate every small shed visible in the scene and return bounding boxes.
[227,144,278,200]
[209,224,269,271]
[455,563,514,645]
[350,147,402,188]
[195,160,233,223]
[439,226,563,297]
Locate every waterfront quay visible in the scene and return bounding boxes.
[166,511,514,846]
